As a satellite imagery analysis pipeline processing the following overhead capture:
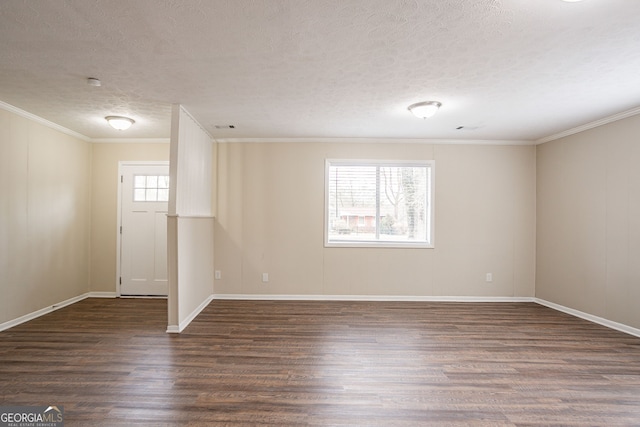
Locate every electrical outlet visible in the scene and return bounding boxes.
[215,270,221,280]
[486,273,493,282]
[262,273,269,283]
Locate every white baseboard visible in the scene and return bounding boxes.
[212,294,536,303]
[87,292,117,298]
[119,295,167,299]
[167,294,215,334]
[213,294,640,339]
[4,291,638,340]
[0,293,90,332]
[535,298,640,339]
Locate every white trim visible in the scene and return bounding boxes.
[0,100,173,144]
[215,137,534,146]
[119,295,167,299]
[116,163,123,297]
[177,104,213,140]
[0,100,91,142]
[91,138,170,144]
[213,294,536,303]
[87,292,117,298]
[536,106,640,144]
[211,294,640,338]
[3,291,639,340]
[534,298,640,339]
[166,214,216,219]
[4,96,639,148]
[0,293,89,332]
[118,161,171,166]
[167,294,215,333]
[324,159,435,249]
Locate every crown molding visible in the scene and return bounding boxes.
[214,137,534,145]
[536,105,640,144]
[6,97,638,147]
[91,138,170,144]
[0,100,91,142]
[0,100,170,144]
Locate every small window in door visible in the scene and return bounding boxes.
[133,175,170,202]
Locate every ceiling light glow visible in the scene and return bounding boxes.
[105,116,135,130]
[408,101,442,119]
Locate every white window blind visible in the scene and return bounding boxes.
[325,160,434,248]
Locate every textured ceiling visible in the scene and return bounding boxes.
[0,0,639,141]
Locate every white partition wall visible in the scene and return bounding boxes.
[167,105,215,333]
[169,107,213,216]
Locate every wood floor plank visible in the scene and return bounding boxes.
[1,298,640,426]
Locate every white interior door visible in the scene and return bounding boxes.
[120,163,169,296]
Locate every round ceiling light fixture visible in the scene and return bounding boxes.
[408,101,442,119]
[105,116,135,130]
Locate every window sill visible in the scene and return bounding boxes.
[325,241,434,249]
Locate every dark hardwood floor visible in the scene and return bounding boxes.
[1,298,640,426]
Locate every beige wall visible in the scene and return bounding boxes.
[0,109,91,324]
[214,142,536,298]
[5,98,640,334]
[537,114,640,329]
[90,143,170,293]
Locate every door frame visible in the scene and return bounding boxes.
[116,161,170,297]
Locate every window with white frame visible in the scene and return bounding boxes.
[133,175,170,202]
[325,159,434,248]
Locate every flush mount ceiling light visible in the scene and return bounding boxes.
[407,101,442,119]
[105,116,135,130]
